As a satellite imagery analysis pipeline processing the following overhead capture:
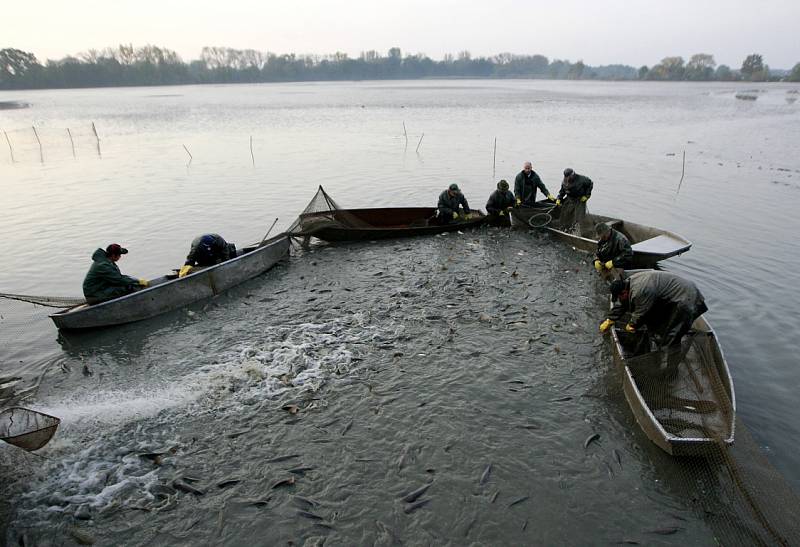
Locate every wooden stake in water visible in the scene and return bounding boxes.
[492,137,497,180]
[91,122,101,157]
[32,126,43,163]
[676,150,686,195]
[403,121,408,143]
[250,136,255,166]
[182,144,193,165]
[260,217,279,245]
[3,131,14,163]
[416,133,425,154]
[67,128,76,158]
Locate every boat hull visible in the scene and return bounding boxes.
[50,235,290,330]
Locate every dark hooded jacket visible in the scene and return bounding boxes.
[514,170,550,206]
[557,173,593,201]
[185,234,232,266]
[437,190,470,216]
[82,248,139,303]
[596,229,634,269]
[486,189,516,214]
[609,271,707,329]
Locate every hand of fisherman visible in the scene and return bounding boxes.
[594,260,603,272]
[604,260,614,270]
[452,212,458,220]
[599,319,614,333]
[625,323,636,333]
[179,265,193,278]
[516,198,522,206]
[138,278,149,287]
[499,210,505,216]
[581,196,589,202]
[555,199,561,206]
[547,194,556,201]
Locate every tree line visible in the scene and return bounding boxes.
[1,45,799,90]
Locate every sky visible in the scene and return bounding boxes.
[4,0,799,68]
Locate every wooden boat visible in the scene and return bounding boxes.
[295,208,486,242]
[0,407,61,451]
[610,315,736,456]
[50,235,290,330]
[511,202,691,268]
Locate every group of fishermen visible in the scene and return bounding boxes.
[437,161,708,361]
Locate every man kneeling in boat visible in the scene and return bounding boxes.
[600,271,708,365]
[594,222,633,280]
[83,244,149,304]
[486,179,515,226]
[179,234,236,277]
[437,183,471,224]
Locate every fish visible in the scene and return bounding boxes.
[522,519,528,531]
[341,419,354,436]
[266,454,300,463]
[68,528,95,545]
[647,527,682,535]
[217,478,241,488]
[490,491,499,503]
[612,449,622,468]
[516,423,540,430]
[270,476,296,489]
[508,496,529,508]
[401,481,433,503]
[172,480,205,496]
[479,463,493,485]
[288,466,315,475]
[603,462,615,478]
[297,510,324,520]
[584,433,600,449]
[292,495,321,509]
[226,429,250,439]
[550,396,572,402]
[404,498,431,514]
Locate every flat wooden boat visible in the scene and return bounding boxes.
[0,407,61,451]
[50,235,290,330]
[295,208,486,242]
[610,315,736,456]
[511,202,691,268]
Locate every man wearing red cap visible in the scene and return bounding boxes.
[82,243,148,304]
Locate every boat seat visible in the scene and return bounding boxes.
[631,234,687,254]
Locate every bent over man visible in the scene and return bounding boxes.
[179,234,236,277]
[556,168,593,233]
[437,183,471,224]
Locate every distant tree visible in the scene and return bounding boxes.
[638,65,649,80]
[0,48,40,82]
[685,53,716,80]
[647,56,685,80]
[788,62,800,82]
[741,53,764,81]
[567,60,585,79]
[714,64,734,81]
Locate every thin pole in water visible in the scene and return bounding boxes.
[416,133,424,154]
[3,130,14,163]
[676,150,686,195]
[182,144,193,165]
[403,121,408,143]
[91,122,101,158]
[260,217,279,245]
[492,137,497,180]
[250,136,255,166]
[67,128,76,158]
[32,126,43,163]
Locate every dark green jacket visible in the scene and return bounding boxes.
[514,170,550,206]
[609,271,706,328]
[486,189,515,214]
[437,190,470,216]
[82,248,139,302]
[557,173,593,201]
[596,229,633,268]
[186,234,231,266]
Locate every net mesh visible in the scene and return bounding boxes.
[286,185,376,237]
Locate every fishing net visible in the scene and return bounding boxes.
[0,407,61,451]
[0,124,102,165]
[286,185,378,237]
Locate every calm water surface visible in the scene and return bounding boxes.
[1,80,799,543]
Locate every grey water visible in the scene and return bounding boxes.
[1,80,799,543]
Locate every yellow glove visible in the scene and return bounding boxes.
[138,278,149,287]
[555,199,561,206]
[594,260,603,272]
[515,198,521,206]
[581,196,589,202]
[599,319,614,333]
[625,323,636,333]
[179,265,193,278]
[499,210,505,216]
[547,194,556,201]
[604,260,614,270]
[452,212,458,220]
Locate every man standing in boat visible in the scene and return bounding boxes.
[82,243,149,304]
[514,161,555,207]
[599,271,708,360]
[437,183,471,224]
[555,168,593,233]
[179,234,236,277]
[594,222,633,279]
[486,179,515,226]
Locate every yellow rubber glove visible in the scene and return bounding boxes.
[547,194,556,201]
[581,196,589,202]
[452,212,458,220]
[625,323,636,333]
[555,199,561,206]
[138,279,149,287]
[594,260,603,272]
[515,198,521,206]
[599,319,614,333]
[179,265,193,278]
[604,260,614,270]
[499,210,505,216]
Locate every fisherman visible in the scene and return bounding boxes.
[514,161,555,207]
[599,271,708,358]
[179,234,236,277]
[594,222,633,278]
[486,179,515,226]
[555,168,593,233]
[437,183,471,224]
[82,243,148,304]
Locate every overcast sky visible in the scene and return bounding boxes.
[5,0,799,68]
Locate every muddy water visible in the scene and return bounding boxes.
[3,229,720,544]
